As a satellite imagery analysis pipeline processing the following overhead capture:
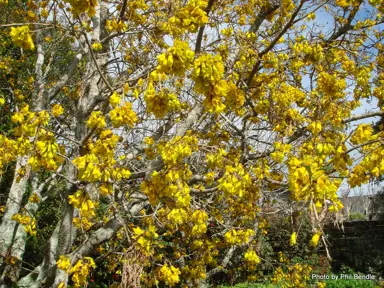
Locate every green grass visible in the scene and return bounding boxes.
[218,278,380,288]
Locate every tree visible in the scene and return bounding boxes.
[0,0,383,287]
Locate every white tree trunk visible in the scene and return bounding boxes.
[0,156,30,286]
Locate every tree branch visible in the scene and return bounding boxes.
[342,111,384,124]
[195,0,216,54]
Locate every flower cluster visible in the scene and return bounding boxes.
[190,210,208,236]
[292,41,324,64]
[72,130,131,183]
[126,0,149,24]
[317,72,346,99]
[288,156,342,209]
[224,229,254,245]
[271,142,292,163]
[51,104,64,117]
[192,54,228,113]
[72,154,103,182]
[244,250,261,267]
[106,19,128,32]
[86,111,106,130]
[206,148,228,168]
[68,190,98,230]
[308,121,322,135]
[350,124,376,145]
[12,105,49,137]
[64,0,98,17]
[218,164,252,197]
[70,257,96,287]
[109,102,138,128]
[272,263,312,288]
[91,42,102,51]
[157,135,198,167]
[224,82,245,113]
[6,106,64,172]
[28,131,64,171]
[310,231,322,247]
[12,213,37,236]
[331,144,352,172]
[141,168,192,207]
[348,145,384,187]
[0,136,18,174]
[156,40,195,76]
[68,191,97,217]
[28,193,40,203]
[157,264,181,287]
[132,225,158,255]
[167,208,188,225]
[57,255,71,272]
[109,92,121,107]
[10,26,34,50]
[167,0,208,33]
[144,82,181,118]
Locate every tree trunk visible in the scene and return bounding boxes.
[0,156,30,287]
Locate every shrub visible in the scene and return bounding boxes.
[324,278,378,288]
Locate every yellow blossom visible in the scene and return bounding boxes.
[51,104,64,117]
[64,0,98,17]
[92,42,102,51]
[109,102,138,128]
[10,26,35,50]
[244,250,261,266]
[157,264,181,287]
[87,111,106,130]
[310,232,321,247]
[57,255,71,271]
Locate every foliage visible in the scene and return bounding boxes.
[219,279,380,288]
[323,278,378,288]
[0,0,384,287]
[349,213,368,221]
[21,187,63,277]
[218,283,277,288]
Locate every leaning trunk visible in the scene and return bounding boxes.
[0,156,30,286]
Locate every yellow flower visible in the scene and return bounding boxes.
[109,102,138,128]
[10,26,35,50]
[144,82,181,118]
[290,232,297,246]
[92,42,102,51]
[64,0,98,17]
[41,8,49,18]
[109,92,121,107]
[307,12,316,20]
[86,111,106,130]
[28,193,40,203]
[350,124,375,145]
[157,264,181,287]
[244,250,261,265]
[0,97,5,106]
[308,121,322,135]
[156,40,195,76]
[310,232,321,247]
[69,257,96,287]
[51,104,64,117]
[57,255,71,271]
[167,0,208,33]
